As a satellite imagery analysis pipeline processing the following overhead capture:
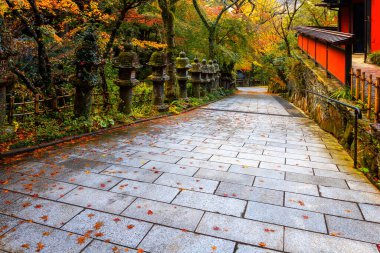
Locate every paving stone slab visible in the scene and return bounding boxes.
[219,145,264,155]
[196,212,283,251]
[3,177,77,200]
[254,177,319,196]
[194,168,254,186]
[111,179,179,203]
[59,187,135,214]
[193,147,238,158]
[359,203,380,223]
[130,152,181,164]
[59,158,111,173]
[259,162,313,175]
[139,225,236,253]
[285,172,348,188]
[285,192,363,219]
[153,141,196,151]
[347,181,379,193]
[0,222,90,253]
[172,190,246,217]
[0,194,82,228]
[119,144,168,153]
[286,159,338,171]
[56,170,122,190]
[164,149,212,160]
[320,186,380,204]
[101,165,162,183]
[154,173,218,193]
[0,171,25,186]
[263,150,310,160]
[228,165,285,180]
[141,161,199,176]
[245,201,327,233]
[84,153,149,168]
[122,198,203,231]
[179,140,222,149]
[82,240,137,253]
[326,215,380,243]
[177,158,230,171]
[209,155,260,167]
[237,153,285,164]
[0,214,20,235]
[235,244,280,253]
[215,182,284,206]
[314,169,368,182]
[62,209,152,248]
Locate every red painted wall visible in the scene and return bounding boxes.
[328,46,347,83]
[339,6,351,33]
[298,34,347,84]
[371,0,380,52]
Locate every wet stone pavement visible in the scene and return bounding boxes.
[1,88,380,253]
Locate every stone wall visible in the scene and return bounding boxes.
[287,52,380,179]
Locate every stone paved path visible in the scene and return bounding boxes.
[1,88,380,253]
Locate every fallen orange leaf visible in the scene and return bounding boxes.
[258,242,266,247]
[21,244,30,249]
[127,225,135,229]
[94,221,104,230]
[40,215,48,222]
[94,232,104,237]
[137,249,144,253]
[211,245,217,250]
[147,210,153,215]
[36,242,45,252]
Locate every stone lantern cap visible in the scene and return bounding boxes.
[213,59,220,72]
[113,43,141,69]
[175,52,192,69]
[200,59,209,73]
[189,58,202,73]
[148,50,168,67]
[208,60,215,74]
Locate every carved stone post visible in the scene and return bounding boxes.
[148,50,169,112]
[70,30,102,119]
[189,58,202,98]
[213,59,220,89]
[200,59,209,96]
[113,43,141,114]
[175,52,191,99]
[0,17,16,127]
[208,60,215,93]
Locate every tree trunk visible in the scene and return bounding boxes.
[209,31,216,59]
[160,1,177,101]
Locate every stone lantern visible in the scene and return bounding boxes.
[175,52,191,99]
[70,29,102,119]
[0,17,16,127]
[213,59,220,90]
[113,42,141,114]
[148,50,169,112]
[200,59,209,96]
[189,58,202,98]
[208,60,215,93]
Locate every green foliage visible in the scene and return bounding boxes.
[330,87,352,100]
[359,167,370,173]
[369,51,380,66]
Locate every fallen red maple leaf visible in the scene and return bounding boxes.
[147,210,153,215]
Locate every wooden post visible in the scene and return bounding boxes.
[21,96,25,123]
[8,96,14,125]
[35,94,39,114]
[367,74,373,119]
[355,69,361,100]
[376,77,380,123]
[361,72,366,101]
[350,68,354,97]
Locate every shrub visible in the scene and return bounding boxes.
[369,51,380,66]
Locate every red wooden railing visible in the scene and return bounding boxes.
[296,26,353,85]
